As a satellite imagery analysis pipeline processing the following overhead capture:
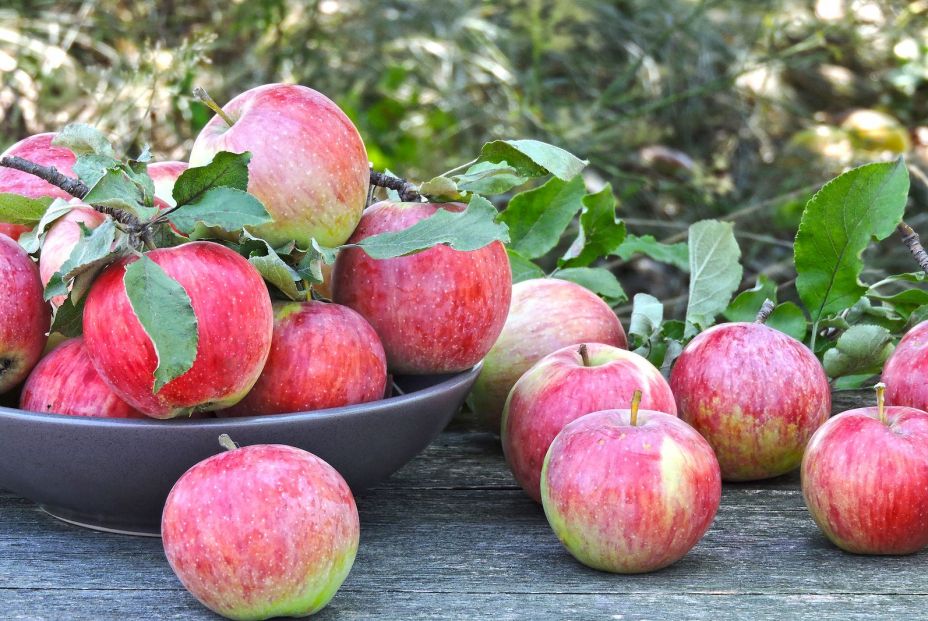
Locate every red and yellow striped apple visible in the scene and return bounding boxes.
[882,320,928,411]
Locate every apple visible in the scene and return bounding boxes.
[38,204,108,307]
[312,260,335,300]
[82,241,273,419]
[189,83,369,248]
[0,132,77,240]
[0,233,50,394]
[669,322,830,481]
[469,278,627,430]
[541,398,721,573]
[148,161,188,208]
[802,383,928,555]
[502,343,677,503]
[882,320,928,411]
[162,440,359,620]
[20,338,143,418]
[223,301,387,416]
[333,201,511,374]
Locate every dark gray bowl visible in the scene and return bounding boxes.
[0,366,479,536]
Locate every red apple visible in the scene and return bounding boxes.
[333,201,511,374]
[83,241,273,419]
[470,278,627,430]
[223,301,387,416]
[20,338,143,418]
[541,402,721,573]
[882,320,928,411]
[502,343,677,503]
[0,233,50,393]
[802,384,928,555]
[669,322,830,481]
[0,133,77,240]
[38,204,108,307]
[148,161,188,208]
[162,441,359,619]
[189,83,369,248]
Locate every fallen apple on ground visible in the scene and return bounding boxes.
[802,383,928,555]
[334,201,511,374]
[882,320,928,412]
[82,241,274,419]
[670,320,830,481]
[502,342,677,502]
[20,338,143,418]
[162,438,359,620]
[189,83,369,248]
[469,277,627,431]
[223,300,387,416]
[541,393,721,573]
[0,233,50,394]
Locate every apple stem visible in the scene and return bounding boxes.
[754,299,775,324]
[630,389,642,426]
[898,222,928,275]
[193,87,236,128]
[218,434,239,451]
[875,382,888,425]
[370,168,422,202]
[578,343,591,367]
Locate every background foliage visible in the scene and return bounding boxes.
[2,0,927,319]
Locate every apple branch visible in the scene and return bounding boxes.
[370,169,422,202]
[754,298,775,324]
[897,222,928,274]
[0,155,90,198]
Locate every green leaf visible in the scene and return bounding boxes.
[123,256,199,393]
[149,222,188,248]
[561,184,626,268]
[795,159,910,326]
[17,199,74,253]
[908,305,928,329]
[295,247,325,285]
[72,154,120,187]
[507,248,544,283]
[52,123,114,157]
[310,239,339,264]
[478,139,587,180]
[351,195,509,259]
[44,219,119,301]
[616,234,689,271]
[724,275,777,322]
[869,288,928,314]
[172,151,251,207]
[167,187,272,238]
[0,193,52,225]
[418,176,462,201]
[629,293,663,340]
[685,220,743,335]
[822,324,895,379]
[553,267,626,301]
[455,161,527,195]
[766,302,808,341]
[49,295,86,338]
[83,167,157,221]
[499,175,585,259]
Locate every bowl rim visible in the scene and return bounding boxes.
[0,363,481,429]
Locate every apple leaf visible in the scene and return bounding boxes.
[477,139,587,180]
[0,193,53,225]
[499,175,585,259]
[418,176,462,201]
[724,275,777,322]
[456,161,527,195]
[349,194,509,259]
[239,233,307,300]
[72,154,120,187]
[685,220,743,336]
[822,324,894,379]
[167,187,272,238]
[49,295,86,338]
[83,167,157,221]
[553,267,626,301]
[795,159,909,329]
[17,199,74,253]
[869,288,928,315]
[766,302,808,341]
[172,151,251,207]
[629,293,663,340]
[560,184,625,268]
[616,234,689,271]
[507,248,544,283]
[52,123,115,158]
[44,219,120,301]
[123,255,199,393]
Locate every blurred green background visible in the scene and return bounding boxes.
[1,0,926,308]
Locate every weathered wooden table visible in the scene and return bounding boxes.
[3,390,925,620]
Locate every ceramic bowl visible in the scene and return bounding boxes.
[0,366,479,536]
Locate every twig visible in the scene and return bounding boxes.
[370,169,421,202]
[0,156,90,198]
[754,299,775,324]
[898,221,928,274]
